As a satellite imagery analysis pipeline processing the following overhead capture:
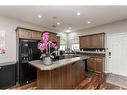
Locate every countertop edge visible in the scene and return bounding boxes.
[29,56,90,71]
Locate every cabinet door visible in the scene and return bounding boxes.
[49,33,57,41]
[80,36,90,48]
[95,58,103,73]
[90,35,98,48]
[84,36,90,48]
[87,58,96,71]
[52,34,57,41]
[31,32,42,40]
[18,29,31,39]
[97,34,105,48]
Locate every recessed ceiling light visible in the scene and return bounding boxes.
[57,22,60,25]
[87,21,91,24]
[38,15,42,18]
[65,30,71,33]
[68,27,72,29]
[77,12,81,16]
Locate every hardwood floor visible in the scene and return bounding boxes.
[76,73,126,89]
[10,73,127,90]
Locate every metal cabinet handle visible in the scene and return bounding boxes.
[0,67,2,70]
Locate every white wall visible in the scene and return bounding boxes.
[0,16,67,63]
[68,19,127,75]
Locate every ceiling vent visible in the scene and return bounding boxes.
[52,25,56,28]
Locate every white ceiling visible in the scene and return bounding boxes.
[0,6,127,32]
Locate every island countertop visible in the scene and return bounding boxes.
[29,56,90,71]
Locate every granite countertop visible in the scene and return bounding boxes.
[29,56,90,71]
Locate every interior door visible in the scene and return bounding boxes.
[107,33,127,76]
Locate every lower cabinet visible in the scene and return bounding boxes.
[0,64,16,89]
[87,58,96,72]
[87,57,104,73]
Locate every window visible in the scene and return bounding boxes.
[72,44,79,50]
[60,39,66,50]
[0,31,5,54]
[70,38,79,50]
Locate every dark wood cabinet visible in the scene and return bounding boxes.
[96,33,105,48]
[49,32,57,41]
[95,58,103,73]
[17,28,42,40]
[87,57,96,72]
[18,29,32,39]
[79,33,105,48]
[31,31,42,40]
[87,57,104,73]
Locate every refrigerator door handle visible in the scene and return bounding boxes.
[31,49,33,60]
[28,49,31,61]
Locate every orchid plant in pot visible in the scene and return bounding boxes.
[37,32,57,65]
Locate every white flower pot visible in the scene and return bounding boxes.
[43,57,53,65]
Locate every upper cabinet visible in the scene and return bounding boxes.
[17,28,42,40]
[96,33,105,48]
[80,36,90,48]
[17,28,60,48]
[18,29,32,39]
[48,32,57,41]
[79,33,105,48]
[31,31,42,40]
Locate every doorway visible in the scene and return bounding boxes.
[107,32,127,76]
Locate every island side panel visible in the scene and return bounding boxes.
[37,70,52,89]
[37,60,86,89]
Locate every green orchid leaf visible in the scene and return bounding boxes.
[40,54,46,58]
[50,55,54,59]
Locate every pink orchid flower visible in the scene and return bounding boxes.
[37,42,46,52]
[42,32,49,43]
[49,41,57,48]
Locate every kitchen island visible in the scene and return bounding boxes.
[29,56,89,89]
